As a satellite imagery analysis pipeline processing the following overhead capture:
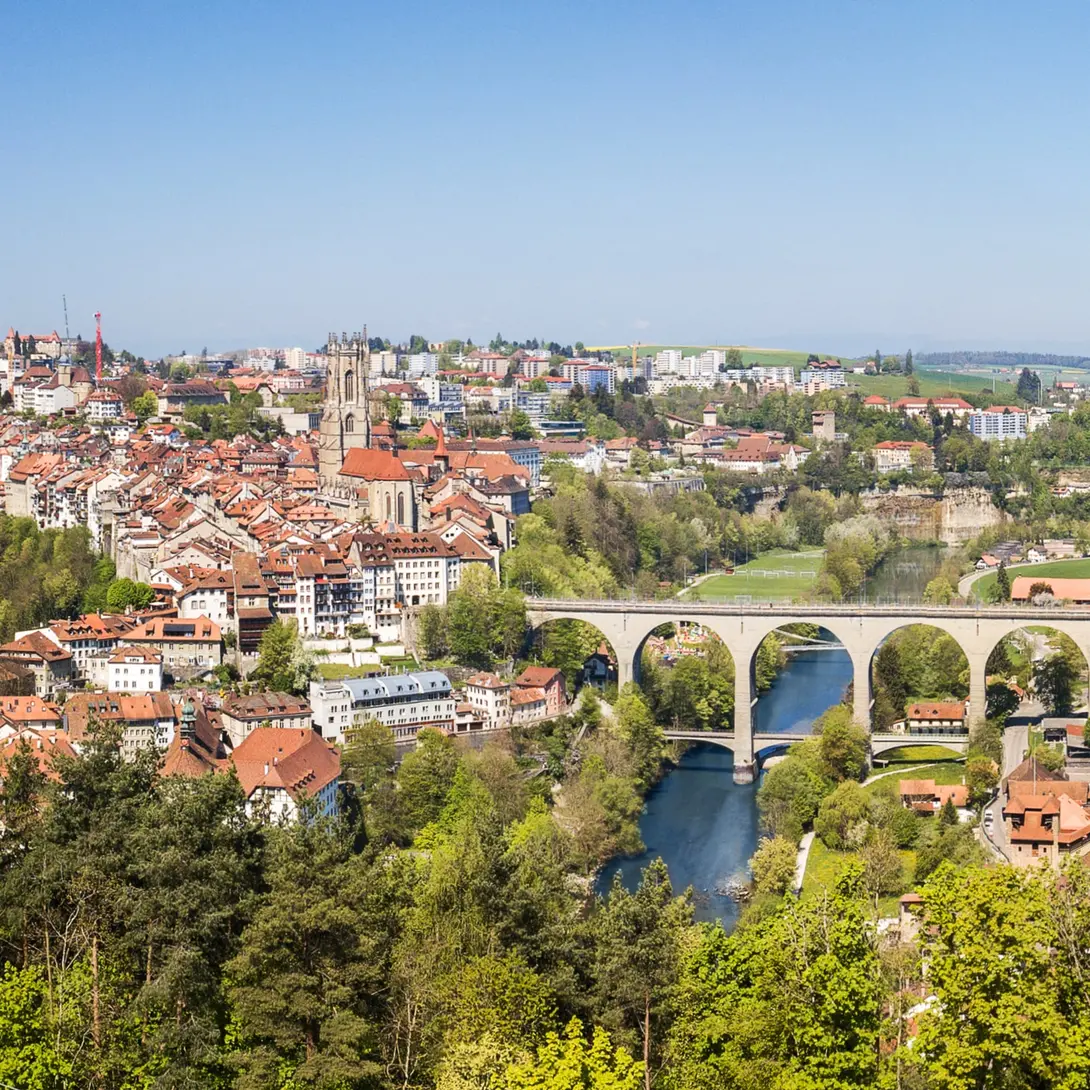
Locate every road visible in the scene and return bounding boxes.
[981,718,1030,860]
[956,561,1038,601]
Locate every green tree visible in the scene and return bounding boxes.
[612,685,666,792]
[227,820,385,1088]
[990,560,1012,602]
[904,348,913,374]
[385,394,403,423]
[859,828,904,897]
[592,860,690,1090]
[131,390,159,422]
[0,964,72,1090]
[104,577,155,612]
[985,680,1020,721]
[249,619,312,694]
[814,780,869,849]
[418,602,449,659]
[917,865,1090,1090]
[814,704,869,781]
[749,835,798,896]
[923,575,954,604]
[964,755,999,805]
[499,1019,643,1090]
[1016,367,1041,403]
[508,410,535,440]
[665,865,880,1090]
[757,752,830,840]
[340,718,397,794]
[1034,649,1082,715]
[396,728,461,835]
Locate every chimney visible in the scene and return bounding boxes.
[263,761,269,775]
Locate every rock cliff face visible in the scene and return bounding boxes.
[858,486,1003,544]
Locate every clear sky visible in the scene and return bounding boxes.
[6,0,1090,358]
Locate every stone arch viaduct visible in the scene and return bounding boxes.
[526,599,1090,782]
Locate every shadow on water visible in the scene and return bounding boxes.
[596,744,759,928]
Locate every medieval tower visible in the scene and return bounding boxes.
[318,331,371,482]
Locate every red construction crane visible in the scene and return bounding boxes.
[94,311,102,384]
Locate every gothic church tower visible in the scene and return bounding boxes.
[318,331,371,482]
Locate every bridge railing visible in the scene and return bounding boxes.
[527,598,1090,620]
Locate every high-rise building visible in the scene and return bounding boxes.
[318,332,371,482]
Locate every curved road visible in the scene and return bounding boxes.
[957,561,1038,601]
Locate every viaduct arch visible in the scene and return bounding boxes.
[526,599,1090,783]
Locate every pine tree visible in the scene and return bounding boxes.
[993,561,1012,603]
[227,819,385,1089]
[904,348,913,374]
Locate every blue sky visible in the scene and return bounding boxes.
[6,0,1090,357]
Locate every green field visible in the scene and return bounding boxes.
[854,368,1019,401]
[315,656,416,680]
[972,557,1090,602]
[872,744,963,764]
[686,548,824,602]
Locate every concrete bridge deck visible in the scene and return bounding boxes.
[528,598,1079,782]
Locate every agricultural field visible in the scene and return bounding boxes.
[853,368,1019,401]
[685,548,824,602]
[972,556,1090,602]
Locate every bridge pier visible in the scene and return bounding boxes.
[968,649,988,727]
[733,658,755,783]
[849,647,872,729]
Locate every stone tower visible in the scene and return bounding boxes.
[318,331,371,482]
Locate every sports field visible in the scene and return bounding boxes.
[685,548,824,602]
[973,557,1090,601]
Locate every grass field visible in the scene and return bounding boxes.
[872,744,963,764]
[854,368,1019,401]
[685,548,824,602]
[973,557,1090,601]
[802,839,915,916]
[315,656,416,680]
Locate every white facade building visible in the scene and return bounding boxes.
[969,406,1028,441]
[107,647,163,692]
[309,671,456,744]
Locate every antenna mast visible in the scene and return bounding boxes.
[63,295,70,342]
[94,311,103,384]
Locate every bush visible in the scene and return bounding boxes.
[750,836,799,897]
[814,781,869,850]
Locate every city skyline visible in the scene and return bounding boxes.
[7,1,1090,357]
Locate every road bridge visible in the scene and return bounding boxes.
[527,599,1088,782]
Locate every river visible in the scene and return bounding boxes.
[863,545,947,603]
[597,548,944,926]
[598,638,852,925]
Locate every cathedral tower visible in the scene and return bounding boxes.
[318,331,371,482]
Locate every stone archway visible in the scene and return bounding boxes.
[635,620,735,733]
[870,623,971,734]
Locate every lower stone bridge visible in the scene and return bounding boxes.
[527,598,1085,782]
[663,729,971,768]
